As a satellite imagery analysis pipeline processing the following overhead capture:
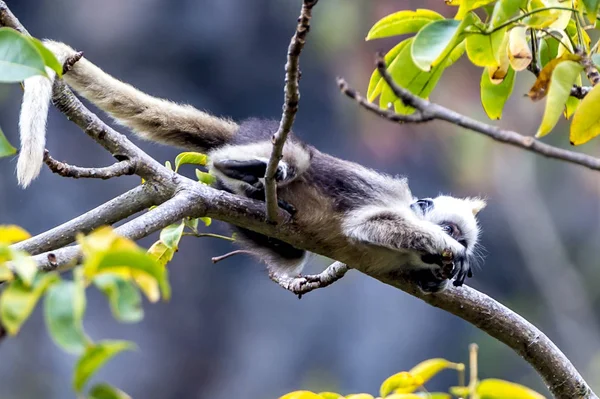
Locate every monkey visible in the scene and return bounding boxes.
[16,41,486,293]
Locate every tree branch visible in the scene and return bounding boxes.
[44,151,136,179]
[12,184,164,256]
[264,0,318,223]
[338,55,600,172]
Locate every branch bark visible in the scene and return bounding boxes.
[264,0,317,223]
[1,1,596,397]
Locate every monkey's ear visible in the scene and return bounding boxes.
[467,197,486,215]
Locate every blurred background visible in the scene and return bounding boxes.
[1,0,600,397]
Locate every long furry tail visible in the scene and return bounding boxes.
[17,40,239,187]
[17,70,55,187]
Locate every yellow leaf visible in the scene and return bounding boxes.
[408,358,462,384]
[570,83,600,145]
[147,241,175,268]
[346,395,375,399]
[318,393,344,399]
[385,395,424,399]
[0,263,13,282]
[279,392,323,399]
[379,372,423,397]
[536,60,584,137]
[0,225,31,244]
[528,54,582,101]
[477,378,546,399]
[132,271,160,303]
[508,26,532,71]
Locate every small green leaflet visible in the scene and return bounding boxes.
[93,274,143,323]
[89,383,132,399]
[73,340,136,393]
[44,279,90,355]
[174,152,208,172]
[0,126,16,158]
[480,66,515,120]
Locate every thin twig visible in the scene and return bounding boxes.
[44,150,136,179]
[338,55,600,172]
[211,249,254,263]
[264,0,318,223]
[269,261,349,298]
[337,79,434,123]
[183,232,235,242]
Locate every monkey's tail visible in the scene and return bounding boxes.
[17,40,239,187]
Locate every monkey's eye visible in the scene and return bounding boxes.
[441,222,461,240]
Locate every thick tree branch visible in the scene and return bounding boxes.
[1,1,595,397]
[264,0,318,223]
[338,56,600,173]
[12,184,164,256]
[44,151,136,179]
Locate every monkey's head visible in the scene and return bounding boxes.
[411,195,486,289]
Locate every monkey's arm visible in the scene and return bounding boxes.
[342,205,467,269]
[42,41,238,151]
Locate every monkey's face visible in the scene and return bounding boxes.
[411,195,486,287]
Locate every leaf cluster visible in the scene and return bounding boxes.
[366,0,600,145]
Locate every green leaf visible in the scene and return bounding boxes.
[449,387,471,397]
[477,378,545,399]
[407,358,462,386]
[570,83,600,145]
[147,241,175,269]
[481,65,516,119]
[94,250,170,300]
[29,37,62,77]
[411,18,469,71]
[365,9,444,41]
[0,27,47,82]
[367,40,411,102]
[539,36,560,68]
[583,0,600,24]
[184,218,199,234]
[466,29,506,67]
[0,126,16,158]
[44,279,89,354]
[380,38,447,114]
[564,74,581,119]
[89,383,132,399]
[195,169,216,185]
[0,273,59,335]
[536,60,583,137]
[489,0,526,29]
[456,0,496,19]
[73,340,135,393]
[159,221,185,250]
[93,274,143,323]
[174,152,207,172]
